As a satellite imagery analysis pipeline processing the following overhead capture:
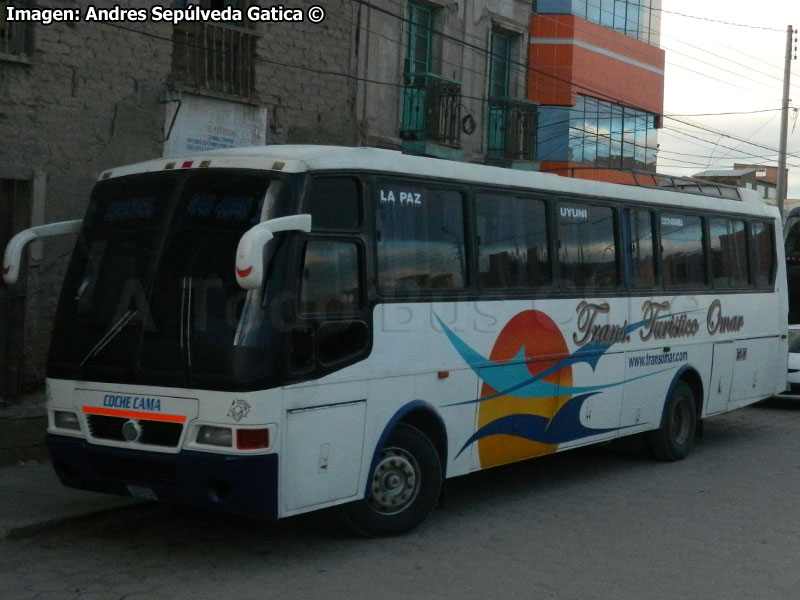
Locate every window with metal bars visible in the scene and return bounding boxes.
[0,0,31,59]
[170,0,257,97]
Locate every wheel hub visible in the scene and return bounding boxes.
[368,447,420,514]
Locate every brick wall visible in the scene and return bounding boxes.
[253,0,358,145]
[0,0,358,393]
[0,2,173,391]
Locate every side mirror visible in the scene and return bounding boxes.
[236,214,312,290]
[3,220,82,285]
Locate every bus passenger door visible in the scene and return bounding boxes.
[281,232,373,514]
[706,341,735,415]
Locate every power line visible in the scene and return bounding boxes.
[660,122,800,167]
[665,108,783,117]
[656,8,784,32]
[92,2,795,176]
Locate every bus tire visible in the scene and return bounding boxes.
[341,423,442,537]
[648,380,697,461]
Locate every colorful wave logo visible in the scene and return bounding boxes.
[437,310,662,468]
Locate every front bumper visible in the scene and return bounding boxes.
[47,434,279,519]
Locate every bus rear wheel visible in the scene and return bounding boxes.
[341,423,442,537]
[648,380,697,461]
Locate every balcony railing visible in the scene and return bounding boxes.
[171,21,257,98]
[400,72,462,148]
[487,97,539,162]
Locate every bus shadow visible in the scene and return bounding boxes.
[21,444,646,548]
[754,396,800,412]
[20,414,772,551]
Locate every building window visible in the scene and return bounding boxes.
[0,0,30,59]
[173,0,239,9]
[405,2,434,75]
[540,95,657,171]
[487,32,511,158]
[489,32,512,99]
[170,0,256,97]
[535,0,659,44]
[487,31,538,162]
[400,2,462,149]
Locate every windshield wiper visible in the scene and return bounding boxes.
[80,309,138,367]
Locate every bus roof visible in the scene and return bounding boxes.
[100,145,776,218]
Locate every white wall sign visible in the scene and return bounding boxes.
[162,94,268,158]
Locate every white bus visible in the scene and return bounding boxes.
[3,146,788,535]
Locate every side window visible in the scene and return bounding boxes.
[750,221,776,288]
[628,209,655,288]
[307,177,362,231]
[557,202,617,290]
[376,183,466,293]
[660,213,706,288]
[476,194,549,289]
[299,241,361,316]
[291,239,368,372]
[709,218,748,288]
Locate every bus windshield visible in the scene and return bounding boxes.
[48,170,296,390]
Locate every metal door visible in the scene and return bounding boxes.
[0,178,31,404]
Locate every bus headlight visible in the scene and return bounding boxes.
[196,425,233,447]
[54,410,81,431]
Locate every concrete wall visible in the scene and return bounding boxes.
[253,0,358,145]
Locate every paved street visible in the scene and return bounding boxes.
[3,399,800,600]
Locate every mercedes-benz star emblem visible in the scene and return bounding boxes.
[121,419,142,442]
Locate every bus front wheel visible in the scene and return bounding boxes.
[648,380,697,461]
[342,423,442,536]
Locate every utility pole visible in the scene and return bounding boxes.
[777,24,796,219]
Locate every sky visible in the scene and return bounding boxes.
[658,0,800,200]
